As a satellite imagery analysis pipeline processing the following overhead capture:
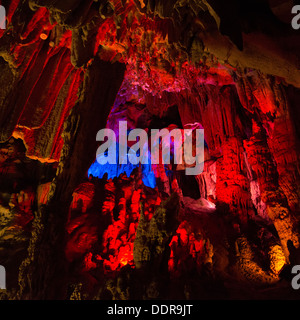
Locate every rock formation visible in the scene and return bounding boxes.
[0,0,299,300]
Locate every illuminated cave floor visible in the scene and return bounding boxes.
[0,137,300,300]
[0,0,300,300]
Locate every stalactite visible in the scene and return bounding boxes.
[244,121,299,260]
[18,58,126,299]
[0,0,299,300]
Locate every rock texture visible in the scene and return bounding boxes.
[0,0,299,300]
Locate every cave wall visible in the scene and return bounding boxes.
[0,0,299,300]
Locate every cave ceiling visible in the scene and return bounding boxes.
[0,0,300,301]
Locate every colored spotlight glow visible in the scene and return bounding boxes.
[88,143,157,188]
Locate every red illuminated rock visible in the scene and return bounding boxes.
[0,0,299,300]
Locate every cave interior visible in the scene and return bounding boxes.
[0,0,300,300]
